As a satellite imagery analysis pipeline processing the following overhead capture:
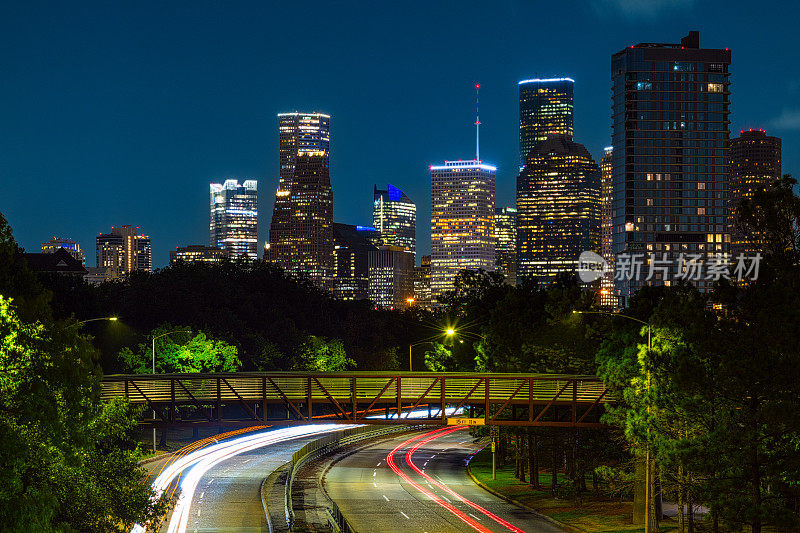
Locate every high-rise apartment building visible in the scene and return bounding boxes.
[494,207,517,286]
[210,179,258,260]
[729,128,782,256]
[516,134,600,283]
[430,160,495,301]
[519,78,574,168]
[611,31,731,299]
[41,237,86,266]
[266,112,333,283]
[373,184,416,255]
[331,223,379,301]
[170,245,228,265]
[368,246,415,309]
[96,225,151,279]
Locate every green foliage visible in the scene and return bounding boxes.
[423,343,454,371]
[118,324,241,373]
[0,295,170,531]
[293,335,355,372]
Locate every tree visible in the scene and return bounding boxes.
[0,295,171,531]
[293,335,355,372]
[118,324,241,373]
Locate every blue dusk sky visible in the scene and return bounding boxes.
[2,0,799,266]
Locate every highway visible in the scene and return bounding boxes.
[138,425,354,533]
[323,427,563,533]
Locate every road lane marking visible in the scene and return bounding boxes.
[376,461,382,466]
[199,492,204,499]
[373,482,377,487]
[383,495,390,502]
[470,513,481,521]
[400,511,410,519]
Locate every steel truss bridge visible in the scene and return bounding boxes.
[101,372,613,429]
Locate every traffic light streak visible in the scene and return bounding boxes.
[387,427,525,533]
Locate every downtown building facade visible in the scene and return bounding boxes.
[41,237,86,266]
[430,160,495,302]
[494,206,517,286]
[599,146,617,306]
[373,184,416,255]
[413,255,432,309]
[96,225,152,280]
[170,245,228,265]
[368,246,415,309]
[210,179,258,260]
[519,78,575,168]
[729,128,782,257]
[266,112,333,284]
[611,31,731,300]
[331,223,379,301]
[516,134,601,283]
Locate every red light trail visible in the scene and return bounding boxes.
[386,427,525,533]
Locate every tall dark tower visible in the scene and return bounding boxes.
[611,31,731,300]
[266,112,333,283]
[518,78,574,168]
[729,128,782,256]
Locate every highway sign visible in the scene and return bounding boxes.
[446,417,485,426]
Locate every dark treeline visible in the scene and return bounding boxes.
[43,261,438,373]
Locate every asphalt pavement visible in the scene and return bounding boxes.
[323,427,564,533]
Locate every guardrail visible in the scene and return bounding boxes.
[284,424,421,532]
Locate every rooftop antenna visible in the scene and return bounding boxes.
[475,83,481,161]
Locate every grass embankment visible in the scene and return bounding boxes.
[469,447,676,533]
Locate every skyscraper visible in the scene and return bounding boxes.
[430,160,496,300]
[518,78,574,168]
[210,179,258,260]
[331,223,378,301]
[494,207,517,286]
[373,184,416,255]
[729,128,782,256]
[368,246,415,309]
[611,31,731,299]
[516,134,600,283]
[599,147,616,307]
[413,255,432,309]
[430,86,495,302]
[266,112,333,283]
[41,237,86,266]
[96,225,151,279]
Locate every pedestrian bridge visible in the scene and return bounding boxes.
[100,371,613,428]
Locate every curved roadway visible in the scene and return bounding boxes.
[323,427,563,533]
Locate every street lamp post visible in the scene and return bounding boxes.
[573,310,656,532]
[151,330,191,453]
[408,329,456,372]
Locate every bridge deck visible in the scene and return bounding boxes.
[101,372,613,428]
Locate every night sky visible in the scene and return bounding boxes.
[3,1,799,267]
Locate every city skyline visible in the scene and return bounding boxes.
[4,2,800,268]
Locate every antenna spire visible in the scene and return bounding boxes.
[475,83,480,161]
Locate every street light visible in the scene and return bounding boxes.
[573,310,656,532]
[75,316,118,326]
[408,328,457,372]
[151,329,191,453]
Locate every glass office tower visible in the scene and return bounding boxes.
[373,184,416,255]
[210,179,258,260]
[267,112,333,283]
[516,134,600,283]
[430,160,495,301]
[41,237,86,266]
[611,31,731,300]
[518,78,574,168]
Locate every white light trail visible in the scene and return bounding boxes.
[133,406,464,533]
